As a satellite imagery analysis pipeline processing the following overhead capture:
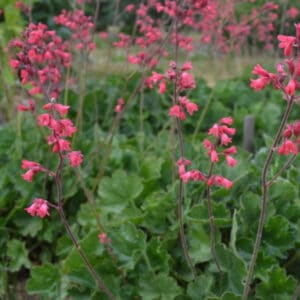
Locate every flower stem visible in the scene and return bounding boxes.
[242,97,294,299]
[206,163,222,274]
[55,154,115,300]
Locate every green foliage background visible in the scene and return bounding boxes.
[1,0,300,299]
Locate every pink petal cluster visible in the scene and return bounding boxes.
[9,23,71,100]
[250,24,300,96]
[278,120,300,156]
[98,232,111,245]
[21,160,44,182]
[54,9,96,52]
[115,98,125,113]
[25,198,50,218]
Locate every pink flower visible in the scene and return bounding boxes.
[21,160,41,169]
[17,100,35,112]
[169,105,186,120]
[220,117,233,125]
[43,103,70,116]
[179,72,196,90]
[22,169,35,182]
[278,35,295,56]
[250,77,270,91]
[207,175,233,189]
[68,151,83,167]
[159,81,167,94]
[125,4,135,12]
[278,140,298,155]
[285,78,296,96]
[115,98,125,112]
[225,155,237,167]
[98,232,111,245]
[38,113,53,127]
[25,198,50,218]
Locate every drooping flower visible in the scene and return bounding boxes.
[25,198,50,218]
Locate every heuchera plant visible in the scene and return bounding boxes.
[9,13,115,300]
[243,23,300,300]
[6,0,300,298]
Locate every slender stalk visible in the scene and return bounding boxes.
[206,163,222,273]
[242,97,294,300]
[267,154,296,187]
[172,0,195,278]
[57,209,115,300]
[292,282,300,300]
[54,153,115,300]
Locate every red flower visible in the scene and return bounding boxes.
[25,198,50,218]
[278,35,295,56]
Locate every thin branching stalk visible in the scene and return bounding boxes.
[206,163,222,274]
[292,282,300,300]
[173,0,195,278]
[243,96,294,300]
[267,154,296,187]
[54,153,115,300]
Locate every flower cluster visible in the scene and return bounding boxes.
[250,24,300,98]
[25,198,50,218]
[54,9,96,52]
[278,121,300,155]
[9,23,71,100]
[115,98,125,113]
[146,61,198,121]
[178,117,237,190]
[204,117,237,166]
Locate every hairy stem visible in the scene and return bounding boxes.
[206,163,222,274]
[242,97,294,299]
[172,0,195,278]
[54,152,115,299]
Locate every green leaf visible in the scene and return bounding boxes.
[256,266,296,299]
[27,263,63,299]
[7,239,30,272]
[141,190,175,234]
[188,223,211,263]
[13,215,43,237]
[97,170,143,213]
[216,244,246,294]
[230,209,238,256]
[138,273,181,300]
[187,274,214,299]
[140,156,163,181]
[263,215,294,258]
[109,222,146,270]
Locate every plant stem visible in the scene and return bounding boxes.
[242,97,294,300]
[206,163,222,274]
[55,153,115,300]
[267,154,296,187]
[292,282,300,300]
[173,0,195,278]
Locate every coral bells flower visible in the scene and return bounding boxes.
[68,151,83,167]
[98,232,111,245]
[207,175,233,190]
[115,98,125,113]
[25,198,50,218]
[278,35,295,56]
[278,140,298,155]
[169,105,186,120]
[21,160,43,182]
[43,103,70,116]
[179,72,196,90]
[17,100,35,112]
